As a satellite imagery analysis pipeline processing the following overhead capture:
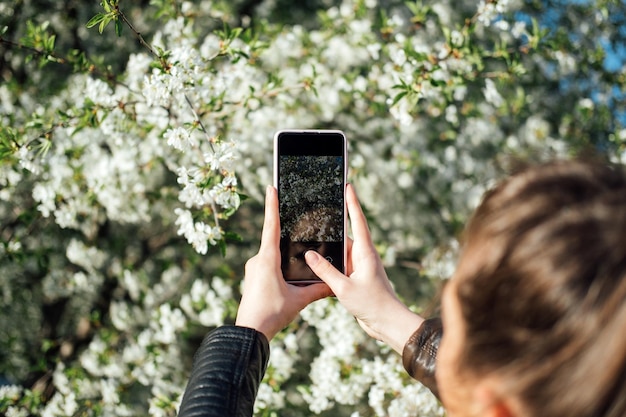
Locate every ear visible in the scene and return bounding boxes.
[473,384,516,417]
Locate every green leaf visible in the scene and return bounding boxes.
[0,130,18,163]
[99,17,109,34]
[218,239,227,257]
[45,34,56,52]
[86,13,105,29]
[34,138,52,158]
[390,90,408,106]
[429,78,446,87]
[223,231,243,243]
[115,19,123,37]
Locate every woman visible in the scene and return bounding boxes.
[178,159,626,417]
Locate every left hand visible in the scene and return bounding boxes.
[235,185,332,340]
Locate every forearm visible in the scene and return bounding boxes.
[178,326,270,417]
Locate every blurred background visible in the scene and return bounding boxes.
[1,0,624,415]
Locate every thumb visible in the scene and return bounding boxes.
[304,250,349,294]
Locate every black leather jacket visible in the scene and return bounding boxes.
[178,326,270,417]
[178,319,442,417]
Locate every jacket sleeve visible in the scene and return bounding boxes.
[178,325,270,417]
[401,317,443,400]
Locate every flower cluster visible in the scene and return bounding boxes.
[1,0,624,416]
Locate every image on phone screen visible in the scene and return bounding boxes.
[275,131,346,283]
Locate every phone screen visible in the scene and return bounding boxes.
[274,130,347,283]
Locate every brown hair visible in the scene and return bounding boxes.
[455,159,626,417]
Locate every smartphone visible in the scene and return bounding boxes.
[273,129,347,284]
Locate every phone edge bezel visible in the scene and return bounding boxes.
[273,129,348,285]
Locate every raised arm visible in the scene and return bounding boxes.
[305,184,441,397]
[179,186,331,417]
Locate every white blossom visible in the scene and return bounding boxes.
[165,126,196,151]
[180,278,231,326]
[0,385,23,401]
[152,304,187,345]
[555,50,577,75]
[204,140,237,171]
[32,183,56,217]
[483,78,504,107]
[512,21,527,38]
[66,238,106,274]
[174,208,223,254]
[85,78,117,107]
[41,392,78,417]
[477,0,511,26]
[1,0,612,416]
[17,146,41,174]
[101,378,120,405]
[143,73,170,107]
[254,383,286,411]
[5,406,29,417]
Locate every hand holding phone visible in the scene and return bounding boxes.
[274,130,348,284]
[236,186,332,340]
[303,184,424,354]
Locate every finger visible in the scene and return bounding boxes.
[346,237,354,276]
[304,250,349,294]
[346,184,373,245]
[260,185,280,253]
[292,282,333,305]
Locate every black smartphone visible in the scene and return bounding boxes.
[273,130,347,284]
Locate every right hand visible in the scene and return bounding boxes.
[304,184,424,354]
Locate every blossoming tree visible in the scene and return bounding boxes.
[1,0,624,416]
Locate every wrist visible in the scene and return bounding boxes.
[376,302,424,354]
[234,322,273,341]
[235,315,276,341]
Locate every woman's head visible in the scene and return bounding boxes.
[439,159,626,417]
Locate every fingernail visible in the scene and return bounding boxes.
[304,250,320,266]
